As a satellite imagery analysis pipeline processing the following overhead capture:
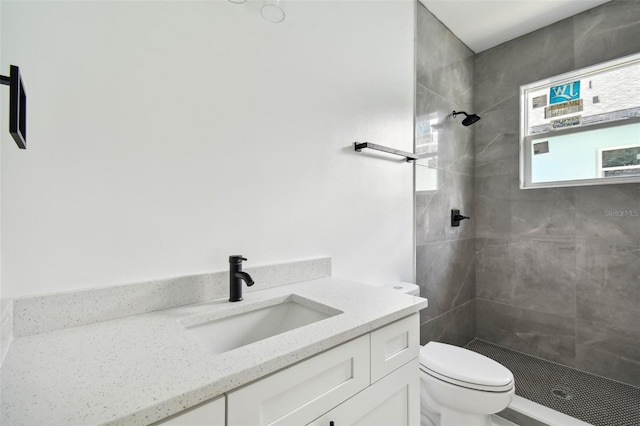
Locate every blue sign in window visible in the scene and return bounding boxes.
[550,81,580,104]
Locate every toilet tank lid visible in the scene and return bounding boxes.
[383,282,420,296]
[420,342,513,388]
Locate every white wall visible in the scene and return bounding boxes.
[0,0,415,298]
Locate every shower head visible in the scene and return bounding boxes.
[452,110,481,126]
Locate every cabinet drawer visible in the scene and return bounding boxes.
[227,334,370,426]
[370,314,419,383]
[307,358,420,426]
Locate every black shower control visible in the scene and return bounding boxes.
[451,209,470,227]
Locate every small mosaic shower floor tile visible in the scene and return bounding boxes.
[465,339,640,426]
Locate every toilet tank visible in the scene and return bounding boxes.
[383,282,420,296]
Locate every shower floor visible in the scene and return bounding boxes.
[465,339,640,426]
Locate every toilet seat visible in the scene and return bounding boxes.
[420,342,514,392]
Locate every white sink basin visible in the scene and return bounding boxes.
[183,295,342,354]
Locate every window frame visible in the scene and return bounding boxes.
[519,52,640,189]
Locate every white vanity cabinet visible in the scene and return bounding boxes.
[228,313,420,426]
[307,359,419,426]
[227,334,371,425]
[370,313,419,383]
[158,313,420,426]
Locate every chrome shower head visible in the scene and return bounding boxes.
[452,110,481,126]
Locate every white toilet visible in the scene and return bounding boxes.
[384,283,515,426]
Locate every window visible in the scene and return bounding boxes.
[519,52,640,189]
[598,144,640,177]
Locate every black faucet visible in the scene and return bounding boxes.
[229,255,255,302]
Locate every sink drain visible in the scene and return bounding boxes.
[551,388,574,400]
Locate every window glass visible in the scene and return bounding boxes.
[520,52,640,188]
[524,60,640,136]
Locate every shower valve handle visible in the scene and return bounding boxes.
[451,209,470,227]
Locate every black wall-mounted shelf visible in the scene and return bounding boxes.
[0,65,27,149]
[354,142,417,162]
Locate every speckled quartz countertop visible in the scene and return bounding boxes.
[0,277,427,425]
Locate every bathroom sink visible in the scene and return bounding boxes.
[183,295,342,354]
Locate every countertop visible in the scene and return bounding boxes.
[0,277,427,425]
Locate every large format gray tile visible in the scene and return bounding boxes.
[476,237,577,317]
[576,242,640,332]
[420,299,475,347]
[573,0,640,69]
[474,17,575,113]
[416,1,477,354]
[510,186,577,238]
[475,175,516,239]
[416,3,474,108]
[476,299,576,366]
[416,86,447,158]
[476,175,577,239]
[576,319,640,387]
[473,94,519,179]
[417,238,475,322]
[475,238,515,298]
[416,86,474,177]
[416,170,475,244]
[474,130,519,179]
[574,183,640,245]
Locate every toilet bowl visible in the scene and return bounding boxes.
[384,283,515,426]
[420,342,514,426]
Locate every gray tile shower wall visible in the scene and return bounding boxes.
[415,3,476,346]
[476,298,576,366]
[473,1,640,386]
[420,299,475,349]
[417,238,475,323]
[476,238,577,318]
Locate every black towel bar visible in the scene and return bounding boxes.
[353,142,417,162]
[0,65,27,149]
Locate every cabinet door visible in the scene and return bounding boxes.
[370,313,419,383]
[152,395,225,426]
[227,335,370,426]
[308,358,420,426]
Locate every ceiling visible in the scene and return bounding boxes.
[419,0,611,53]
